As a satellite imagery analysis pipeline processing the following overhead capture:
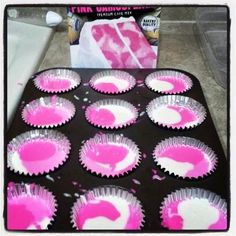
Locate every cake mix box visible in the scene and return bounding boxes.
[67,6,161,68]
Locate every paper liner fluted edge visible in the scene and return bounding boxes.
[21,96,76,128]
[7,182,58,230]
[33,68,81,94]
[70,185,145,230]
[152,136,218,180]
[89,70,136,95]
[145,70,193,95]
[146,95,207,130]
[79,133,141,178]
[7,129,71,176]
[85,99,138,130]
[159,187,227,230]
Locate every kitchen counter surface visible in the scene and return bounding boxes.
[39,22,227,154]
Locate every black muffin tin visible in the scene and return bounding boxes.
[5,68,229,232]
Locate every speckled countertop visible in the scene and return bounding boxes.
[39,22,227,154]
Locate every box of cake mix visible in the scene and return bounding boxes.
[67,6,161,68]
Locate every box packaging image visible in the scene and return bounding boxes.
[67,6,161,68]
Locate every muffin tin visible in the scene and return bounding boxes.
[5,68,229,232]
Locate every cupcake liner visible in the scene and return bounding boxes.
[33,68,81,93]
[145,70,193,94]
[160,187,227,230]
[85,99,138,129]
[79,133,141,178]
[7,129,71,176]
[146,95,206,130]
[153,137,218,179]
[22,96,76,128]
[70,185,145,230]
[89,70,136,94]
[7,182,57,230]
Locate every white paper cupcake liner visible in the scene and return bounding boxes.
[79,133,141,178]
[22,96,76,128]
[89,70,136,94]
[85,99,138,129]
[7,129,71,176]
[33,68,81,93]
[146,95,207,130]
[160,187,227,230]
[70,185,145,230]
[7,182,57,230]
[145,70,193,94]
[153,136,218,179]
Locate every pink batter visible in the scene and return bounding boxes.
[125,204,143,229]
[157,146,209,177]
[38,77,71,92]
[117,21,156,68]
[75,200,140,229]
[161,201,183,229]
[156,76,187,93]
[94,82,119,93]
[24,106,69,126]
[167,105,197,128]
[209,211,227,229]
[86,107,115,126]
[7,195,53,230]
[17,139,66,174]
[92,24,138,68]
[75,200,120,229]
[82,143,136,176]
[161,200,227,230]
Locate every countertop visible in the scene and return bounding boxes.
[39,22,227,154]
